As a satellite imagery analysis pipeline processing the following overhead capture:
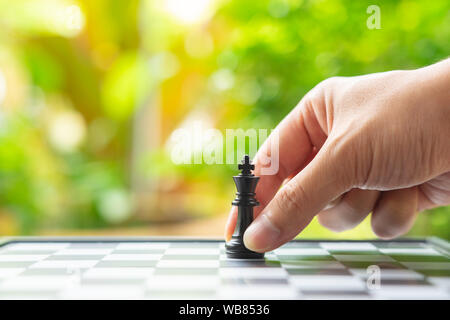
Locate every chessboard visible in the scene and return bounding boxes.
[0,237,448,300]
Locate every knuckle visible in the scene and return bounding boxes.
[311,76,341,96]
[301,88,324,114]
[305,77,341,107]
[313,76,344,101]
[319,76,341,88]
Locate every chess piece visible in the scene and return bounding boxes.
[225,155,265,259]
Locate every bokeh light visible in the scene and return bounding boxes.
[98,189,134,224]
[210,69,235,92]
[0,0,85,37]
[48,110,86,153]
[163,0,214,24]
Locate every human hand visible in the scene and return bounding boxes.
[225,59,450,252]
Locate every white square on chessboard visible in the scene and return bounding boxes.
[144,292,219,300]
[319,242,377,251]
[29,260,99,269]
[54,248,114,255]
[349,268,424,280]
[289,275,366,291]
[280,261,346,269]
[0,255,49,261]
[427,277,450,288]
[333,254,395,262]
[116,242,170,250]
[219,267,287,279]
[2,243,70,251]
[147,275,219,290]
[0,275,75,291]
[145,292,219,300]
[83,268,155,279]
[0,293,55,300]
[60,285,145,300]
[378,248,441,255]
[305,294,371,300]
[164,248,220,255]
[156,260,219,268]
[371,286,449,300]
[274,248,329,255]
[102,254,162,261]
[0,268,25,279]
[218,286,299,300]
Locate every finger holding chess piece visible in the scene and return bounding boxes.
[225,155,265,259]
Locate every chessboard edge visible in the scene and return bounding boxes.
[0,235,447,246]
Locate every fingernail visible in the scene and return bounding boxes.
[224,211,233,242]
[225,227,232,242]
[243,214,281,252]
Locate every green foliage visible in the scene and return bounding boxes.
[0,0,448,238]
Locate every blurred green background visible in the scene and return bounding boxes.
[0,0,448,239]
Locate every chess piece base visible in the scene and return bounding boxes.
[225,236,265,259]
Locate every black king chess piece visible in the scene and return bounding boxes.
[225,155,265,259]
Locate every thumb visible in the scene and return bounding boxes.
[243,139,352,252]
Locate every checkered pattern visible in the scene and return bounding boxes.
[0,240,448,299]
